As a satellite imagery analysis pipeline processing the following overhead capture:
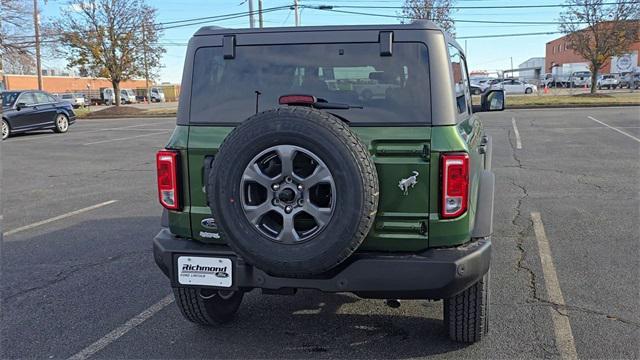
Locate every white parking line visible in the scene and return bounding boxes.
[512,117,522,149]
[67,294,174,360]
[531,212,578,360]
[3,200,118,238]
[587,116,640,143]
[83,131,171,145]
[5,123,171,143]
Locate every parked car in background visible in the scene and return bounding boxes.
[120,89,137,104]
[492,79,537,94]
[596,74,620,89]
[60,93,86,108]
[470,83,486,95]
[618,72,640,89]
[150,87,166,102]
[2,90,75,140]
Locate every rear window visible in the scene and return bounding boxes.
[190,42,430,125]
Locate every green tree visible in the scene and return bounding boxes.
[54,0,165,105]
[558,0,640,93]
[400,0,457,35]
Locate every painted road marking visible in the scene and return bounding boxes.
[531,212,578,360]
[83,131,171,145]
[3,200,118,238]
[67,294,174,360]
[5,123,171,143]
[587,116,640,143]
[512,117,522,149]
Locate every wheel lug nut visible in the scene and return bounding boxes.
[285,176,292,183]
[285,206,293,213]
[273,199,279,205]
[297,199,304,206]
[272,183,280,191]
[297,184,303,191]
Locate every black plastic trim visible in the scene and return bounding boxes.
[471,170,495,238]
[153,228,491,299]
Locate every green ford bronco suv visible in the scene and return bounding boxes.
[153,21,504,343]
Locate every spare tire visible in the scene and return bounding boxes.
[207,107,379,277]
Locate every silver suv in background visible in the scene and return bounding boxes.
[60,93,86,108]
[596,74,620,89]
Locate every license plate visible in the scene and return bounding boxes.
[177,256,232,287]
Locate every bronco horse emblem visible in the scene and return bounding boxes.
[398,171,419,195]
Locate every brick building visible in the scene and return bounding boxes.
[545,31,640,74]
[2,74,148,93]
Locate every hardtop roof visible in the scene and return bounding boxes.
[193,21,463,54]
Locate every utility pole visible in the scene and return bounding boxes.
[294,0,300,26]
[258,0,264,29]
[33,0,43,90]
[142,24,150,103]
[510,56,514,78]
[248,0,255,28]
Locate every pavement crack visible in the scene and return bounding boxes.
[576,175,607,192]
[3,251,146,302]
[535,300,640,328]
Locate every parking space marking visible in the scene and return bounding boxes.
[67,294,174,360]
[4,124,171,144]
[531,212,578,360]
[3,200,118,238]
[83,131,171,145]
[512,117,522,149]
[587,116,640,143]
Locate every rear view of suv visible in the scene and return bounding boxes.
[153,22,504,343]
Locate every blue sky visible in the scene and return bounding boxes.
[40,0,569,83]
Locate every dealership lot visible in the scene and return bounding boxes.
[2,107,639,359]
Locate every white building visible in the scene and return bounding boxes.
[518,57,545,82]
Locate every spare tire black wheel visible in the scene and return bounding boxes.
[207,107,379,277]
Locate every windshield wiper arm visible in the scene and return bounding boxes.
[313,102,363,110]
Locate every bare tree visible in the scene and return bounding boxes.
[54,0,165,106]
[0,0,33,69]
[3,51,35,74]
[559,0,640,93]
[400,0,457,35]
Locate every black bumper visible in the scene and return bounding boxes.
[153,228,491,299]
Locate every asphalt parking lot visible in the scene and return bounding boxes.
[2,106,639,359]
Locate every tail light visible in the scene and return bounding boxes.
[156,150,180,210]
[441,153,469,219]
[279,94,316,106]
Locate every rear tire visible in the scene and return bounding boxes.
[2,119,10,140]
[173,288,244,325]
[443,273,490,343]
[525,88,533,94]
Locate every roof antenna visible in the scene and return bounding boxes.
[254,90,262,113]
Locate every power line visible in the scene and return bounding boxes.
[305,7,590,25]
[457,31,562,39]
[302,1,638,10]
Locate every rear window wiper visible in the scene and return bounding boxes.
[279,94,363,110]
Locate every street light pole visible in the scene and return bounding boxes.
[258,0,264,28]
[294,0,300,26]
[33,0,43,90]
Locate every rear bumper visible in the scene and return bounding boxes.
[153,228,491,299]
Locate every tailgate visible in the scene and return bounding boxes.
[353,127,431,252]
